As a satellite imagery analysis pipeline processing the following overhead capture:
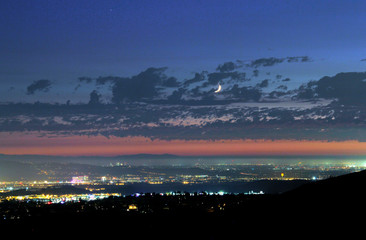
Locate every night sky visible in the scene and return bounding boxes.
[1,0,366,156]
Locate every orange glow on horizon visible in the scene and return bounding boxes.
[1,132,366,156]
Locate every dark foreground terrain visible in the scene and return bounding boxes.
[1,171,366,238]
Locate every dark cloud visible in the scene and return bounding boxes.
[229,85,262,101]
[287,56,311,63]
[296,81,317,100]
[296,72,366,105]
[282,78,291,82]
[167,88,186,103]
[301,56,311,62]
[276,85,288,91]
[316,72,366,105]
[71,61,301,105]
[216,62,236,72]
[361,59,366,62]
[269,90,288,98]
[2,81,366,142]
[161,77,180,88]
[258,79,269,88]
[248,57,285,68]
[247,56,311,68]
[74,84,81,91]
[88,90,102,105]
[111,67,172,103]
[216,60,244,72]
[183,72,206,87]
[5,68,366,142]
[26,79,52,95]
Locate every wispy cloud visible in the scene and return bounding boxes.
[26,79,52,95]
[247,56,311,68]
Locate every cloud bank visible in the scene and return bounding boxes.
[3,56,366,142]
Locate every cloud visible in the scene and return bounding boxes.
[216,61,235,72]
[75,76,124,90]
[111,67,174,103]
[88,90,102,105]
[2,75,366,142]
[229,85,262,101]
[71,59,305,105]
[258,79,269,88]
[287,56,311,63]
[216,60,245,73]
[183,72,206,87]
[5,66,366,143]
[296,72,366,105]
[3,93,362,142]
[167,88,186,103]
[161,77,180,87]
[268,90,288,99]
[26,80,52,95]
[276,85,288,91]
[247,56,311,68]
[248,57,285,68]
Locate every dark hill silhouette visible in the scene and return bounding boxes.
[274,170,366,233]
[1,171,365,238]
[282,169,366,202]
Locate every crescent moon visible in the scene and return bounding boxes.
[214,84,222,93]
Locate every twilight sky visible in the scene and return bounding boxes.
[1,0,366,156]
[1,0,366,102]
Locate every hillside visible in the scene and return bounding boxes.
[276,170,366,231]
[0,170,364,237]
[283,169,366,200]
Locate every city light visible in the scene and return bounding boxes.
[1,160,364,204]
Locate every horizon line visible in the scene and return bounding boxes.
[1,153,366,158]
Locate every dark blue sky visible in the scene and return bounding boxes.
[1,0,366,103]
[2,1,366,154]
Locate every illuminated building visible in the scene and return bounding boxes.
[128,204,138,211]
[71,176,89,184]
